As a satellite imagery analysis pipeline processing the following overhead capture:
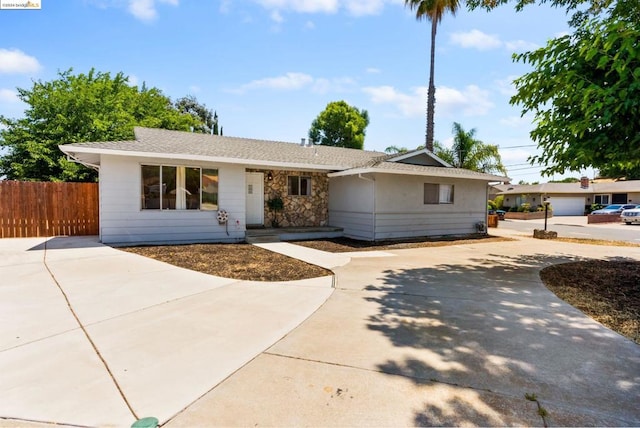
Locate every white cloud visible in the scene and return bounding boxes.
[235,72,314,93]
[304,20,315,29]
[0,49,41,74]
[251,0,396,16]
[449,29,538,53]
[188,85,201,93]
[254,0,339,14]
[270,10,284,22]
[437,85,494,116]
[499,114,534,129]
[450,29,502,51]
[505,40,539,52]
[231,72,355,94]
[128,0,178,21]
[363,85,426,117]
[494,76,518,97]
[0,89,19,103]
[363,84,493,118]
[366,67,381,74]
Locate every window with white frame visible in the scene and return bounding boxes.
[141,165,218,210]
[424,183,454,204]
[288,176,312,196]
[594,194,610,205]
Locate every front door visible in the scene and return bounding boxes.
[245,172,264,226]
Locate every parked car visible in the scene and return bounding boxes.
[488,209,506,220]
[590,204,638,215]
[621,207,640,224]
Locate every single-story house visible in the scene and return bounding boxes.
[495,181,640,215]
[59,127,508,245]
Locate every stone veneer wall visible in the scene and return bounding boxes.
[247,169,329,227]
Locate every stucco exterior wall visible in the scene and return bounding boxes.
[99,154,245,244]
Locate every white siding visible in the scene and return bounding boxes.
[373,174,488,239]
[328,175,375,240]
[99,155,245,245]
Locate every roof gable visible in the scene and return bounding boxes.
[387,149,452,167]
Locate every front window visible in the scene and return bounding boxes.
[424,183,454,204]
[288,176,311,196]
[594,194,610,205]
[141,165,218,210]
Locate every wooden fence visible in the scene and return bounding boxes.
[0,181,99,238]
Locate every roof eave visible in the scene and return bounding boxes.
[329,167,509,182]
[59,145,346,171]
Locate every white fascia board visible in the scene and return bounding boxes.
[59,146,343,171]
[329,167,507,182]
[388,149,453,168]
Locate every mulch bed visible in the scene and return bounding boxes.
[540,260,640,344]
[121,244,331,282]
[293,234,513,252]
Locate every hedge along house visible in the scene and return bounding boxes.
[59,127,508,245]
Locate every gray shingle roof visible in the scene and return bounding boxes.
[59,127,509,182]
[497,181,640,194]
[61,127,387,170]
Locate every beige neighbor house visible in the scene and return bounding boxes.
[59,127,507,245]
[494,181,640,215]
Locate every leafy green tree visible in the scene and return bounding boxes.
[309,101,370,149]
[434,122,507,174]
[549,177,580,183]
[174,95,220,135]
[384,145,409,154]
[510,1,640,176]
[404,0,461,152]
[0,69,201,182]
[598,164,640,180]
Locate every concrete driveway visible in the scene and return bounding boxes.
[167,232,640,427]
[0,236,333,427]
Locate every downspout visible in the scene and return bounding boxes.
[358,173,376,240]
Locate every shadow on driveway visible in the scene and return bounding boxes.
[365,252,640,426]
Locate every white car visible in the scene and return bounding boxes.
[621,207,640,224]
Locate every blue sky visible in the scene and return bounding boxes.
[0,0,596,183]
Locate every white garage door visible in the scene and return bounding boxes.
[548,197,585,216]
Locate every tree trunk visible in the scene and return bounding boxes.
[426,18,437,152]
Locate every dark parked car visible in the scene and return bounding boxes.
[590,204,638,215]
[488,209,506,220]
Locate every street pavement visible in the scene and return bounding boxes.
[499,215,640,243]
[1,230,639,427]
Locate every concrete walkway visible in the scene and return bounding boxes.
[168,234,640,427]
[0,237,333,427]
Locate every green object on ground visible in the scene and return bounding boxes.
[131,416,159,428]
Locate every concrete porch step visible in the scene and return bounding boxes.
[245,234,281,244]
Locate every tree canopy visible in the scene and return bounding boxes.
[510,0,640,176]
[308,101,370,149]
[434,122,507,174]
[174,95,221,135]
[0,69,209,182]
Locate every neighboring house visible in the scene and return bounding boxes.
[496,181,640,215]
[59,127,507,245]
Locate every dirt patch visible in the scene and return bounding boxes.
[121,244,331,282]
[540,260,640,344]
[293,234,513,252]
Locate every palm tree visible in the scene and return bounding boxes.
[434,122,507,174]
[404,0,461,152]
